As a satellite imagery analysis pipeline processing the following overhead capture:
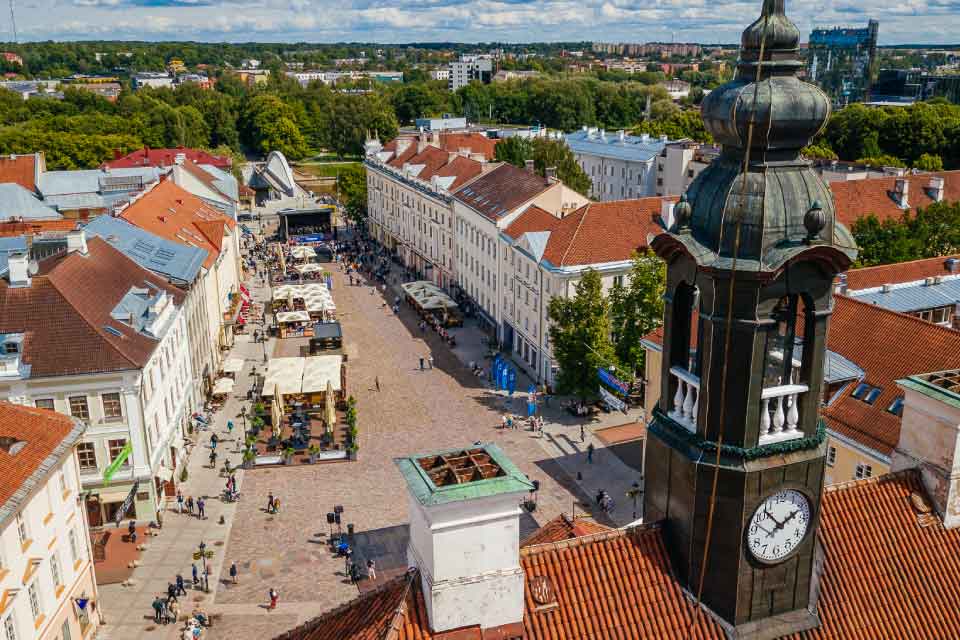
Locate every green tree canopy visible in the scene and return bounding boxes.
[547,269,618,399]
[609,252,666,376]
[494,136,591,196]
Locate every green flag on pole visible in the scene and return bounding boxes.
[103,442,133,482]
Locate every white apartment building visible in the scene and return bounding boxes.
[653,141,720,197]
[453,162,588,336]
[0,232,194,528]
[499,197,670,385]
[566,127,668,200]
[364,132,497,290]
[430,68,450,81]
[448,55,493,91]
[0,403,100,640]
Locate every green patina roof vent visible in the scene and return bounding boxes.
[898,370,960,409]
[395,443,535,507]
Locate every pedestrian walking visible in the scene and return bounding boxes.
[428,355,434,369]
[587,442,595,464]
[209,449,217,468]
[152,597,164,623]
[267,493,275,514]
[419,357,424,370]
[375,376,381,392]
[197,497,206,520]
[230,562,238,584]
[227,420,234,435]
[367,558,376,581]
[501,415,508,430]
[268,588,279,610]
[168,598,180,625]
[210,433,219,451]
[175,574,186,596]
[580,424,586,443]
[177,490,184,514]
[167,582,177,601]
[187,496,194,515]
[128,520,137,544]
[191,563,199,586]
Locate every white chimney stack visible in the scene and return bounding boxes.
[7,252,29,287]
[66,230,88,255]
[661,199,676,229]
[395,444,532,634]
[892,371,960,529]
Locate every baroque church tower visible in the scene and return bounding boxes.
[643,0,858,637]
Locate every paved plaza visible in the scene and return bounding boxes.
[96,221,641,640]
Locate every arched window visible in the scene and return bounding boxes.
[759,294,811,443]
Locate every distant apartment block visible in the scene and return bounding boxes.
[592,42,702,58]
[132,72,173,90]
[448,55,493,91]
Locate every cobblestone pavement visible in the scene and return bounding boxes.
[204,252,626,639]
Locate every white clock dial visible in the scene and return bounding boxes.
[747,489,811,562]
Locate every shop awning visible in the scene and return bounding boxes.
[96,490,131,504]
[212,377,235,395]
[276,310,311,324]
[301,355,343,393]
[295,263,324,275]
[222,357,244,374]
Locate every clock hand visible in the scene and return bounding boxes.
[774,509,800,532]
[764,507,783,528]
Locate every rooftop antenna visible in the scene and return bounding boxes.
[8,0,16,43]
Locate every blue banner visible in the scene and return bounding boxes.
[507,368,516,395]
[598,368,630,396]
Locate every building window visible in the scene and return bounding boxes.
[58,469,66,496]
[888,396,904,417]
[68,529,79,566]
[3,615,15,640]
[27,583,40,621]
[3,343,17,355]
[50,553,62,590]
[613,275,624,288]
[68,396,89,421]
[108,439,129,467]
[827,446,837,467]
[16,514,27,547]
[76,443,97,471]
[34,399,54,411]
[102,393,123,420]
[855,463,873,479]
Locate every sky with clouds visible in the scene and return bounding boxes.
[8,0,960,45]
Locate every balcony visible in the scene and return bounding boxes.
[759,384,808,445]
[669,366,700,432]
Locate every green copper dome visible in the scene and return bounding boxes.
[654,0,857,273]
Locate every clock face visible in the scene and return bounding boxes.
[747,489,811,563]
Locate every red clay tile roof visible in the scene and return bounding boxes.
[0,154,38,192]
[784,470,960,640]
[520,514,612,547]
[831,170,960,227]
[104,147,231,170]
[0,403,80,508]
[434,156,484,191]
[541,198,672,267]
[503,206,560,240]
[436,133,498,161]
[120,179,234,269]
[279,467,960,640]
[843,254,960,291]
[0,237,183,377]
[0,220,79,237]
[454,164,552,221]
[821,296,960,456]
[274,569,427,640]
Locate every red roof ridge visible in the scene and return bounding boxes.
[823,466,919,495]
[845,253,960,290]
[557,202,591,267]
[519,521,661,557]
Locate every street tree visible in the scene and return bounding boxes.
[609,251,667,377]
[547,269,618,400]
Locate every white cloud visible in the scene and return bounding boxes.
[13,0,960,43]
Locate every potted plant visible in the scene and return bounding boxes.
[282,446,296,465]
[253,401,266,416]
[347,443,359,460]
[307,444,321,464]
